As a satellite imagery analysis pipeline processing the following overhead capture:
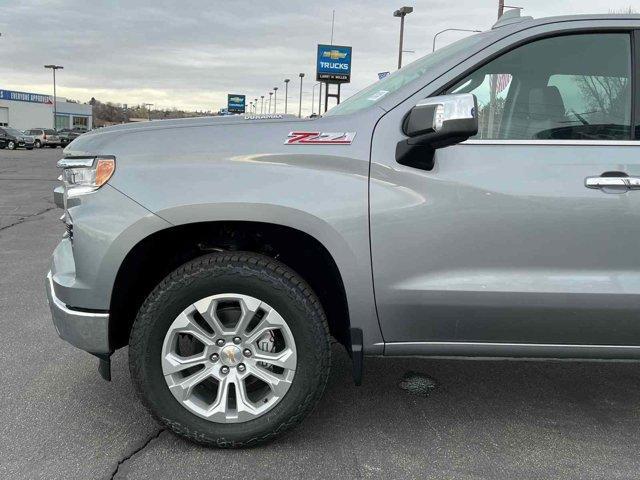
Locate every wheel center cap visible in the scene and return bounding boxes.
[220,345,242,367]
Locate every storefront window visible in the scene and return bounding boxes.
[72,116,88,129]
[55,114,70,130]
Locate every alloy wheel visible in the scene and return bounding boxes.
[161,293,297,423]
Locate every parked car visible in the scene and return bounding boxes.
[0,127,34,150]
[58,128,87,147]
[25,128,60,148]
[47,11,640,448]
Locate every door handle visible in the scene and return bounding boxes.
[585,173,640,192]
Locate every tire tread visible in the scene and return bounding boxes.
[129,251,331,448]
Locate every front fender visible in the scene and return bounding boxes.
[156,202,383,353]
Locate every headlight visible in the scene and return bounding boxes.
[57,156,115,197]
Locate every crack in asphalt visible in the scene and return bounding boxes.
[109,428,165,480]
[0,206,56,232]
[0,177,58,181]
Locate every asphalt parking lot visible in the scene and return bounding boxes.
[2,147,640,480]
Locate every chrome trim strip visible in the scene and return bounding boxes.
[380,341,640,349]
[462,139,640,146]
[380,341,640,359]
[57,157,95,168]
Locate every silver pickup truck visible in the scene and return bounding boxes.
[47,11,640,447]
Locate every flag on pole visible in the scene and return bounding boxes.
[495,73,512,94]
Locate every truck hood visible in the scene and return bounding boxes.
[62,110,376,158]
[63,114,315,156]
[89,114,301,135]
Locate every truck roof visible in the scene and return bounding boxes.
[493,10,640,30]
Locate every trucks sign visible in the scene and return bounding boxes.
[316,45,352,83]
[227,94,246,114]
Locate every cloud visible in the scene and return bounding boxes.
[0,0,631,115]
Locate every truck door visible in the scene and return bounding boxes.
[370,31,640,351]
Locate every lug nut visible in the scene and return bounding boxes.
[237,363,246,372]
[243,348,252,357]
[220,366,230,375]
[233,337,242,345]
[216,339,225,347]
[210,353,219,362]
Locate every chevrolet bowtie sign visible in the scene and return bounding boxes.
[227,94,246,114]
[316,44,352,83]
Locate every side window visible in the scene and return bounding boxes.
[447,34,632,140]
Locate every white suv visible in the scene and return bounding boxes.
[25,128,60,148]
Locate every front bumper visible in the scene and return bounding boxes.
[46,271,110,354]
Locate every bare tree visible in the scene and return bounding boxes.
[609,7,638,13]
[576,76,628,112]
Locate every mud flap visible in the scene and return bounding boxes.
[96,353,112,381]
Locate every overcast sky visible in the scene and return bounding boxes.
[0,0,637,115]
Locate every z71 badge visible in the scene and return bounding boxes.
[285,131,356,145]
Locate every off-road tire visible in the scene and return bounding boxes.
[129,251,332,448]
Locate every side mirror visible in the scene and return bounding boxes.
[397,93,478,169]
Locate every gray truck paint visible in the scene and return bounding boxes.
[48,14,640,359]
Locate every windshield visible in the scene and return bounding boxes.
[324,32,488,117]
[5,127,23,136]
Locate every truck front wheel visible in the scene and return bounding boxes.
[129,252,332,447]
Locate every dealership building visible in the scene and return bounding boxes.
[0,89,92,131]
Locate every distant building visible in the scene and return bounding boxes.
[0,88,92,130]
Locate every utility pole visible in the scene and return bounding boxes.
[321,9,334,116]
[488,1,505,137]
[44,65,63,130]
[273,87,278,113]
[144,103,154,120]
[312,83,320,115]
[298,73,305,118]
[284,79,290,114]
[393,6,413,69]
[330,9,335,44]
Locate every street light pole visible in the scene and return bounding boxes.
[311,83,320,115]
[393,6,413,69]
[268,92,273,113]
[498,0,504,18]
[432,28,482,52]
[273,87,278,113]
[284,79,290,114]
[44,64,63,130]
[260,95,264,114]
[298,73,305,118]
